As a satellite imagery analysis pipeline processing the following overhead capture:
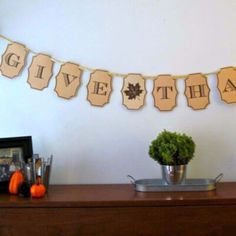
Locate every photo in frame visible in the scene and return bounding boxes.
[0,136,33,192]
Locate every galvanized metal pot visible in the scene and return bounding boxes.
[161,165,187,185]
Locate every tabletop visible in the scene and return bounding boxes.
[1,182,236,208]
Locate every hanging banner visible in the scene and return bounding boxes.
[1,35,236,111]
[54,62,82,99]
[0,42,28,78]
[121,74,146,110]
[217,67,236,103]
[87,70,112,107]
[184,73,210,110]
[152,75,178,111]
[27,53,54,90]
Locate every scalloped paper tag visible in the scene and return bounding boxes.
[152,75,178,111]
[121,74,146,110]
[87,70,112,107]
[184,73,210,110]
[217,67,236,103]
[28,54,54,90]
[0,42,28,78]
[54,62,82,99]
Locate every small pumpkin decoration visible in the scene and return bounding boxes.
[9,170,25,194]
[30,183,46,198]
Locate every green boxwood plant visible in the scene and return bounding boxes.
[149,130,195,165]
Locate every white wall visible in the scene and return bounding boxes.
[0,0,236,183]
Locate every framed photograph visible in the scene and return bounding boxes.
[0,136,33,191]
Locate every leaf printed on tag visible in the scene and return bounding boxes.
[121,74,146,110]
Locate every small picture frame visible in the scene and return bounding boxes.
[0,136,33,192]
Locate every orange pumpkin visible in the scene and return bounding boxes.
[30,183,46,198]
[9,170,25,194]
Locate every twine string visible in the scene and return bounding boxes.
[0,34,219,80]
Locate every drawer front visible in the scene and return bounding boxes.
[0,206,235,236]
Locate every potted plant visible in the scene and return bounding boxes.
[149,130,195,185]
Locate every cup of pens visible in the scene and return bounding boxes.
[24,154,53,192]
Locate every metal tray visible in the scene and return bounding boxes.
[127,174,223,192]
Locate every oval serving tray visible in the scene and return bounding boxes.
[127,173,223,192]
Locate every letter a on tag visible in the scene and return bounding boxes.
[55,62,82,99]
[217,67,236,103]
[28,54,54,90]
[184,73,210,110]
[87,70,112,107]
[0,42,28,78]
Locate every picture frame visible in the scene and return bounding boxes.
[0,136,33,192]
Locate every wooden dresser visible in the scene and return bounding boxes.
[0,183,236,236]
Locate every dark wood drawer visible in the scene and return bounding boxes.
[0,183,236,236]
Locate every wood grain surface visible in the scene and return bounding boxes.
[0,183,236,236]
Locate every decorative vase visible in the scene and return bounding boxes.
[161,165,187,185]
